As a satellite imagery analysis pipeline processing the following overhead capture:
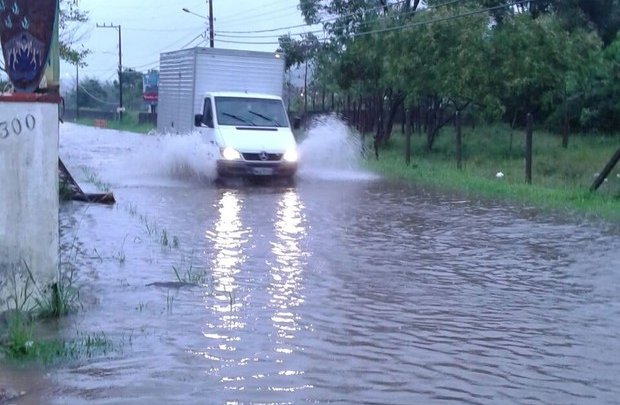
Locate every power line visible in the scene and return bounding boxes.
[215,0,530,46]
[217,4,300,26]
[215,0,291,23]
[216,0,408,34]
[78,82,117,106]
[123,25,204,33]
[348,0,532,39]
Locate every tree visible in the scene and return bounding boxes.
[59,0,90,65]
[277,33,321,71]
[489,14,599,128]
[472,0,620,45]
[78,78,107,109]
[383,3,495,150]
[575,34,620,132]
[117,68,145,111]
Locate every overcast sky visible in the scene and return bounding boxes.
[57,0,312,86]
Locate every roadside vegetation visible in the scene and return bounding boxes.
[56,0,619,223]
[279,0,620,221]
[364,125,620,222]
[75,111,154,134]
[0,261,112,363]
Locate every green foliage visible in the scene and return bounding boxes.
[300,0,620,135]
[574,34,620,132]
[1,311,112,363]
[59,0,90,66]
[76,78,108,108]
[65,69,153,118]
[365,125,620,221]
[76,112,154,134]
[278,33,321,70]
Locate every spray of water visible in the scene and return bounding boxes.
[298,114,378,181]
[121,131,219,184]
[61,119,376,188]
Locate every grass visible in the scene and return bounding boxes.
[366,123,620,222]
[0,263,112,363]
[1,312,113,363]
[172,252,209,285]
[82,167,112,192]
[75,111,154,134]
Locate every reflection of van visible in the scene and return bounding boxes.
[195,92,298,178]
[157,47,298,179]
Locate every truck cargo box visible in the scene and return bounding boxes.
[157,47,285,134]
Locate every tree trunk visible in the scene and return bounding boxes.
[374,94,384,159]
[383,94,404,143]
[562,112,569,148]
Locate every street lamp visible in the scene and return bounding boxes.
[182,2,214,48]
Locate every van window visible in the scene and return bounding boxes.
[215,97,289,128]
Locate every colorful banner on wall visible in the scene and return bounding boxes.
[0,0,58,92]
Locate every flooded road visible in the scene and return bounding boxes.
[3,119,620,404]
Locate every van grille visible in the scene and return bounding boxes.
[242,153,283,162]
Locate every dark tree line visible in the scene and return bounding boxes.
[281,0,620,150]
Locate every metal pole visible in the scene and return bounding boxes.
[96,23,123,121]
[456,111,462,170]
[303,58,308,129]
[118,25,124,121]
[75,62,79,121]
[525,113,533,184]
[208,0,214,47]
[405,107,412,166]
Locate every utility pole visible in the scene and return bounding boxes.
[96,23,124,121]
[208,0,214,48]
[183,3,214,47]
[75,62,79,121]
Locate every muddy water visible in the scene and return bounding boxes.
[2,118,620,404]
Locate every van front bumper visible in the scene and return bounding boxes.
[217,160,298,178]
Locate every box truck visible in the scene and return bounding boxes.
[157,47,298,179]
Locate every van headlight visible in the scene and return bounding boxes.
[221,147,242,160]
[282,149,298,163]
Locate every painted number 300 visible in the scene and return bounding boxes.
[0,115,36,139]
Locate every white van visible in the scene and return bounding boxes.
[194,91,298,178]
[157,47,298,180]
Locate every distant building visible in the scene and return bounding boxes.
[142,70,158,112]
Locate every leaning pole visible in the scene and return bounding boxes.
[0,0,60,309]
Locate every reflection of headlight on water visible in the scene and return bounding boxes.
[282,149,298,163]
[221,147,241,160]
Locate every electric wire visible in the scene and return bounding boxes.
[211,0,532,46]
[78,82,117,105]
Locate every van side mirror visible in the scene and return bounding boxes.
[195,113,214,128]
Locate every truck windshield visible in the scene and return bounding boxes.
[215,97,289,128]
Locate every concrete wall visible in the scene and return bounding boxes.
[0,99,59,309]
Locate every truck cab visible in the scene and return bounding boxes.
[194,92,299,179]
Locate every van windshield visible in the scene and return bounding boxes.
[215,97,289,128]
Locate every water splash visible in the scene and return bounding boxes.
[59,124,218,188]
[122,130,219,183]
[298,114,378,181]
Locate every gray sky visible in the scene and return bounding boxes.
[62,0,309,82]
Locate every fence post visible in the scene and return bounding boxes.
[456,111,462,170]
[525,113,533,184]
[405,107,412,166]
[590,148,620,192]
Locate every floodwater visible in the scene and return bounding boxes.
[2,117,620,404]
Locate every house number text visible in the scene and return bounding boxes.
[0,114,36,140]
